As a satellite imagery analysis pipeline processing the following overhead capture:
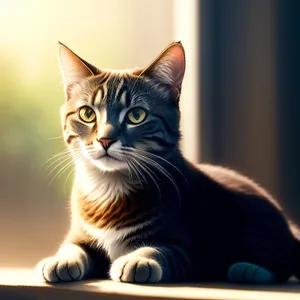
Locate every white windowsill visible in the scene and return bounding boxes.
[0,268,299,300]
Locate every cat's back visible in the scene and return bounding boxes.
[187,162,285,216]
[196,163,274,200]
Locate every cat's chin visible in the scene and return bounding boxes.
[91,156,128,172]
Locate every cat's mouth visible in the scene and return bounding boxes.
[87,151,128,172]
[96,153,122,162]
[84,148,128,171]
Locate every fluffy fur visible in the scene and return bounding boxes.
[37,41,300,284]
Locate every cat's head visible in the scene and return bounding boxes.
[59,42,185,172]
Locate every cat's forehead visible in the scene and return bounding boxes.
[72,71,146,108]
[65,69,172,119]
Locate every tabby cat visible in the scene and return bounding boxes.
[37,41,300,284]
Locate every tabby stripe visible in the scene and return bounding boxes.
[143,136,176,148]
[151,113,179,137]
[130,146,171,156]
[91,72,111,105]
[116,212,156,230]
[82,202,146,229]
[92,86,104,106]
[64,111,77,130]
[102,82,108,103]
[97,72,111,85]
[65,111,77,123]
[125,90,131,107]
[114,77,124,100]
[66,135,79,144]
[120,90,127,106]
[116,85,129,106]
[122,220,158,242]
[150,148,175,155]
[113,208,151,228]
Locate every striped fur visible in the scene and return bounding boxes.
[37,41,300,284]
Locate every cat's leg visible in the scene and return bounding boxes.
[37,227,110,283]
[225,237,294,284]
[225,197,295,284]
[36,243,94,283]
[109,245,191,283]
[227,262,275,284]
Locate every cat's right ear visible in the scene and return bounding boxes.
[58,42,98,93]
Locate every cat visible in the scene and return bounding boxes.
[37,41,300,284]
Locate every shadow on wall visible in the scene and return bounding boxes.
[200,0,300,223]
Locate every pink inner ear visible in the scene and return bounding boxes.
[168,45,186,88]
[145,43,186,89]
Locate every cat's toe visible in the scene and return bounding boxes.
[37,257,83,283]
[110,256,162,283]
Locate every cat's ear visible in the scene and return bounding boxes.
[142,41,186,90]
[58,42,99,90]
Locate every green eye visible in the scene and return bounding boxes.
[127,108,147,124]
[78,106,96,123]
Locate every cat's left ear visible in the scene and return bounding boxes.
[142,41,186,93]
[58,42,99,92]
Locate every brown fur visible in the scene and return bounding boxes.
[79,189,160,230]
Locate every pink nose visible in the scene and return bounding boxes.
[98,138,116,150]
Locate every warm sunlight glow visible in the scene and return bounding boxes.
[1,268,299,300]
[87,280,300,300]
[174,0,200,163]
[0,268,44,286]
[0,0,177,268]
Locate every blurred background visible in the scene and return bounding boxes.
[0,0,299,268]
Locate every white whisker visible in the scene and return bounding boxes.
[127,158,145,188]
[129,155,162,201]
[121,147,181,204]
[48,153,81,186]
[64,165,76,196]
[42,147,81,167]
[45,153,74,172]
[133,148,187,182]
[47,155,75,176]
[47,135,64,140]
[127,157,147,188]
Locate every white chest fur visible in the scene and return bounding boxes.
[80,218,151,260]
[75,160,137,202]
[74,161,149,260]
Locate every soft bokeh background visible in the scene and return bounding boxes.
[0,0,198,267]
[0,0,299,268]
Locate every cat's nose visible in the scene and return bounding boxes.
[98,138,116,151]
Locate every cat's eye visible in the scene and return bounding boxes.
[126,108,147,125]
[78,106,96,123]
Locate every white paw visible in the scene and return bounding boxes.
[110,255,163,283]
[36,257,85,283]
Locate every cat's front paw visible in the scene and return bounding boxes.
[36,257,85,283]
[110,255,163,283]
